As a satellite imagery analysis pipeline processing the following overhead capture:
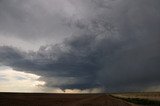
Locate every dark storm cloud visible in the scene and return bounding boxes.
[0,0,70,39]
[0,0,160,92]
[0,0,79,50]
[0,0,119,51]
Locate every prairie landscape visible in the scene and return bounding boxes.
[0,0,160,106]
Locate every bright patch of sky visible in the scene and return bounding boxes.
[0,66,45,92]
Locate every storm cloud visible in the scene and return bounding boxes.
[0,0,160,92]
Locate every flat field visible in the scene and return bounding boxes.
[0,93,140,106]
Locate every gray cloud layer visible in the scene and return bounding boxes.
[0,0,160,92]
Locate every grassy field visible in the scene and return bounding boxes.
[111,92,160,106]
[0,93,139,106]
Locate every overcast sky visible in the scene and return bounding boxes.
[0,0,160,93]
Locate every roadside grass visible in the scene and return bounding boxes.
[111,95,160,106]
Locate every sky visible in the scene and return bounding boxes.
[0,0,160,93]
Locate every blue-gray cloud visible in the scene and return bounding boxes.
[0,0,160,92]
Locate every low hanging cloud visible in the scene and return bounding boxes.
[0,0,160,92]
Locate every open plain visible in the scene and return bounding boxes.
[0,93,141,106]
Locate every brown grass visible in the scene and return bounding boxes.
[112,92,160,101]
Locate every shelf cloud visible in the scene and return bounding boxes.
[0,0,160,92]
